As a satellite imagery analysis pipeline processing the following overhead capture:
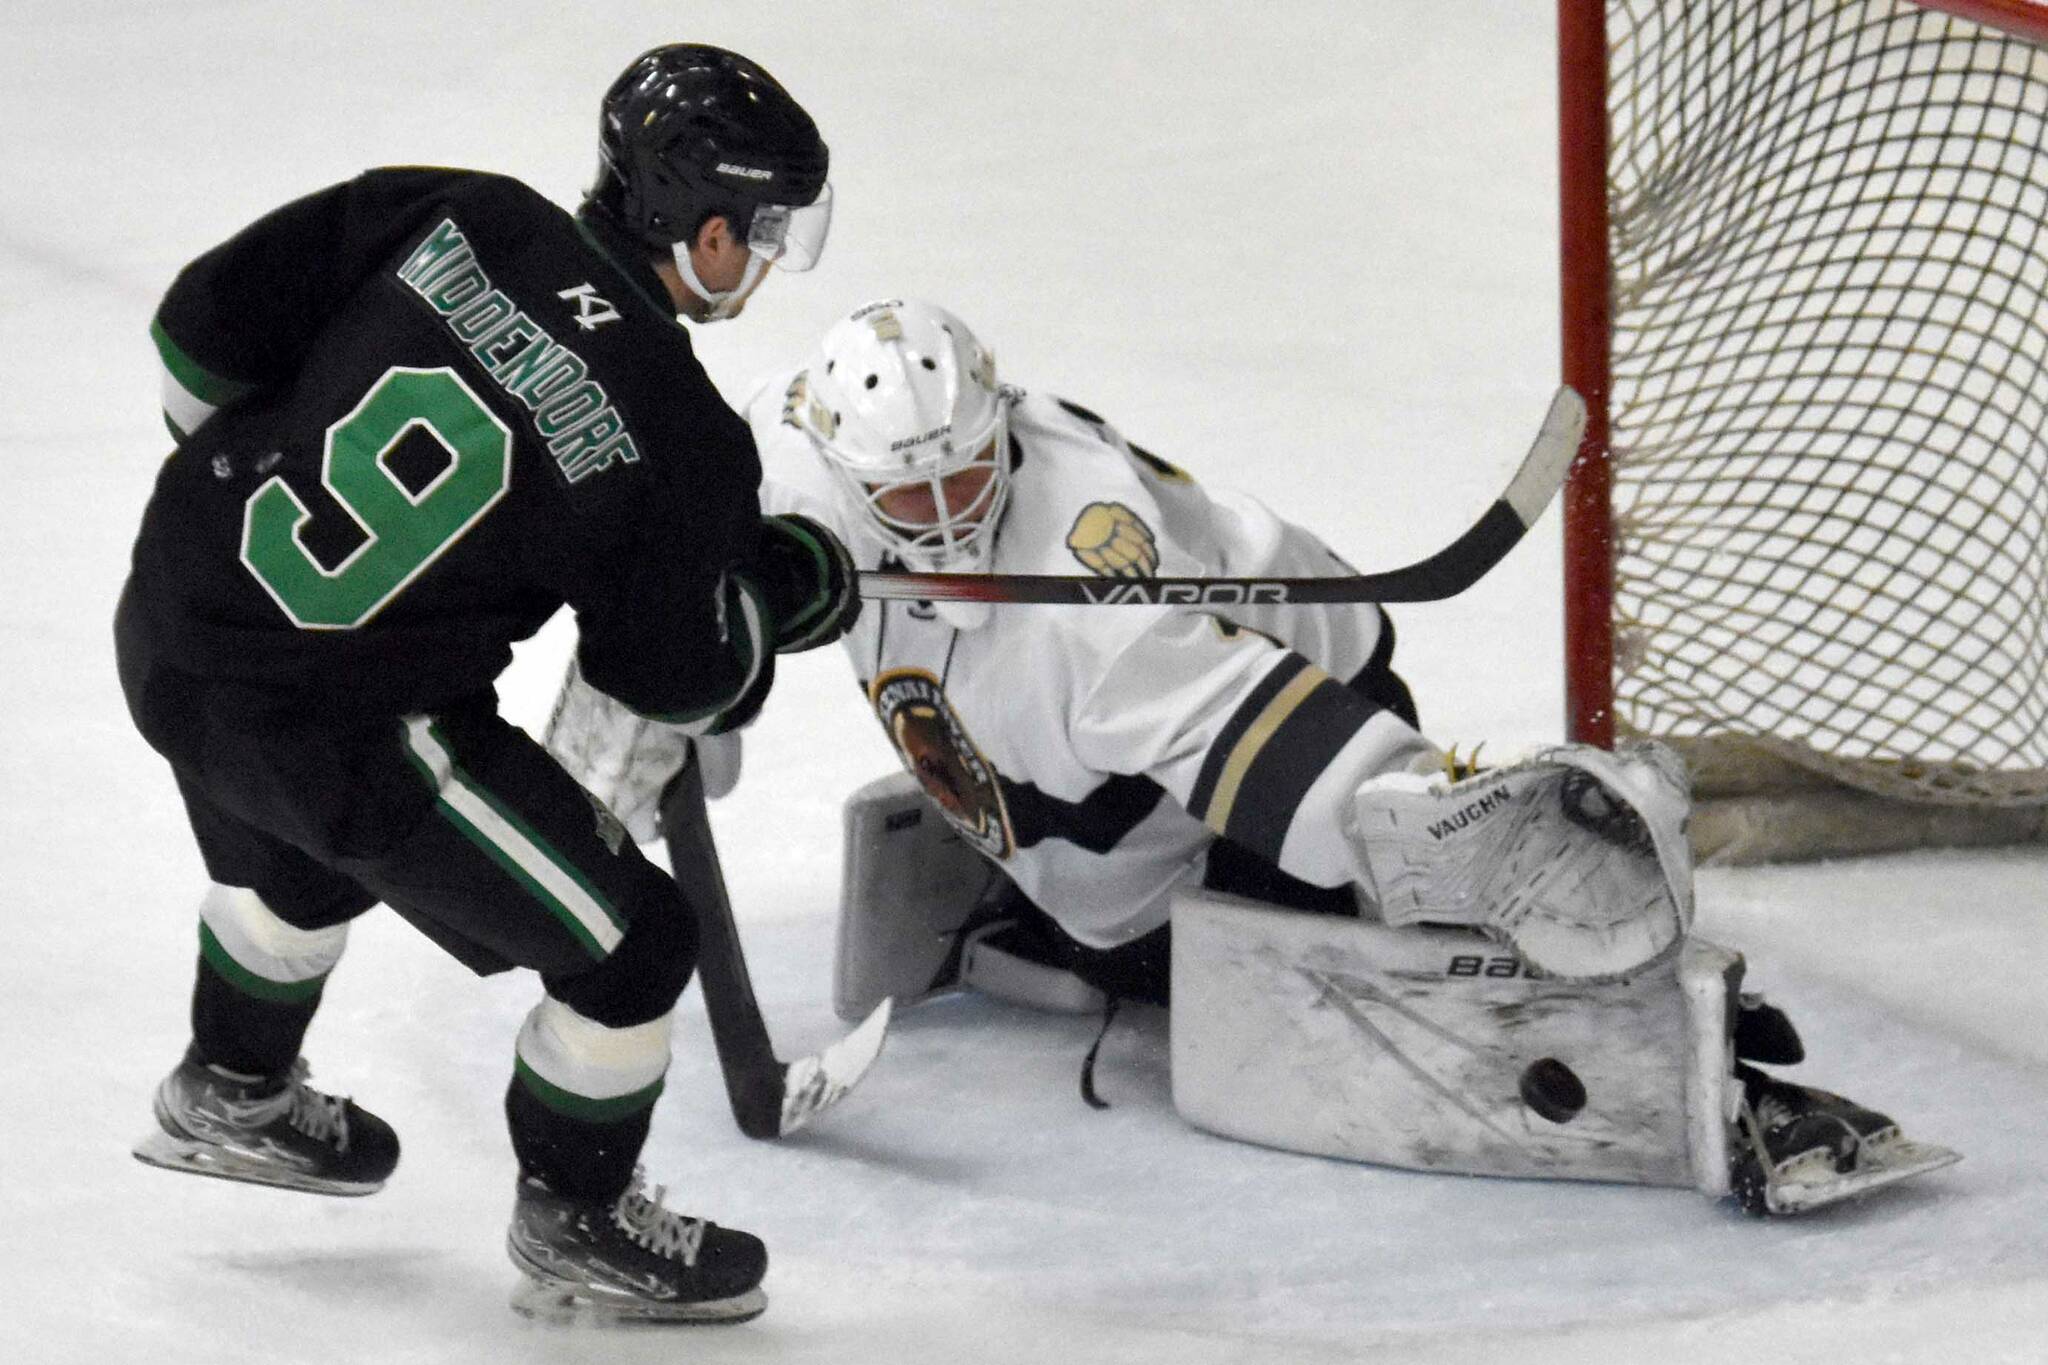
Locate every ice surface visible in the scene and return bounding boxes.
[3,2,2044,1361]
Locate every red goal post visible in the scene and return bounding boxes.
[1558,0,2048,861]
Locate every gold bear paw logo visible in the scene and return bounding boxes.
[1068,502,1159,578]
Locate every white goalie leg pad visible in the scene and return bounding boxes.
[198,883,348,985]
[1347,740,1696,979]
[1170,889,1740,1194]
[834,771,1001,1022]
[515,996,672,1104]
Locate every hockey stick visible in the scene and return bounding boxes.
[661,757,892,1140]
[858,385,1586,606]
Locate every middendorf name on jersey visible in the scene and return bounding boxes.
[396,219,641,484]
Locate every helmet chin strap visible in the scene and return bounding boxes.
[672,244,769,322]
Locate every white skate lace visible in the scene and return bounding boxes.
[611,1172,707,1266]
[212,1060,351,1153]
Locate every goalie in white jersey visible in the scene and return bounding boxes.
[550,298,1956,1216]
[758,299,1446,977]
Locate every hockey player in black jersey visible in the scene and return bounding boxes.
[114,44,858,1324]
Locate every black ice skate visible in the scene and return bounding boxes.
[1730,1064,1958,1216]
[505,1171,768,1325]
[131,1049,400,1196]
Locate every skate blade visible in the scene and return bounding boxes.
[131,1129,384,1198]
[509,1277,766,1326]
[1765,1138,1961,1216]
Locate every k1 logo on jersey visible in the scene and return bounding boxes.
[869,668,1014,859]
[557,283,620,332]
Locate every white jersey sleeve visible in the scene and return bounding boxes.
[742,368,858,531]
[1073,610,1438,888]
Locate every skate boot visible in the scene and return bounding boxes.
[1730,1064,1959,1215]
[506,1170,768,1324]
[132,1049,400,1196]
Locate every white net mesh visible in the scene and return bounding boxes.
[1602,0,2048,805]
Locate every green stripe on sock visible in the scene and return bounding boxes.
[514,1056,665,1123]
[197,922,327,1003]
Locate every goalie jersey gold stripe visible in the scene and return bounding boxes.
[1187,654,1380,863]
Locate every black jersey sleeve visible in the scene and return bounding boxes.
[150,167,505,438]
[568,475,775,728]
[528,266,778,727]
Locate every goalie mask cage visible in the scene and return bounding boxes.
[1560,0,2048,862]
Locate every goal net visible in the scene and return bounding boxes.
[1560,0,2048,859]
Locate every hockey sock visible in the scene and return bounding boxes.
[187,886,349,1076]
[505,998,671,1200]
[189,947,325,1077]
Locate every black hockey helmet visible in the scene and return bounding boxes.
[588,44,830,251]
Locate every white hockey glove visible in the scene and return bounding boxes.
[1347,740,1695,979]
[542,658,743,844]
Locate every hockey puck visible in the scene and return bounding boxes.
[1518,1058,1587,1124]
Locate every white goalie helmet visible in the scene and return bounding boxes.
[790,299,1015,572]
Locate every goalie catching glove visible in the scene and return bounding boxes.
[1348,739,1696,979]
[749,513,861,653]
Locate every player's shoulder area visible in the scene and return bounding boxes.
[737,365,850,516]
[358,165,559,231]
[1005,392,1177,565]
[740,367,827,479]
[365,165,621,308]
[1011,389,1128,445]
[370,167,674,319]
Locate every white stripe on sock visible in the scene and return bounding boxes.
[198,883,348,983]
[516,997,672,1100]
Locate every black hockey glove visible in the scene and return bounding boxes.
[701,647,777,735]
[750,513,861,653]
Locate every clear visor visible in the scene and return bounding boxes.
[747,182,834,272]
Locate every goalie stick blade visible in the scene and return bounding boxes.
[777,996,894,1137]
[856,385,1585,607]
[1502,383,1586,525]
